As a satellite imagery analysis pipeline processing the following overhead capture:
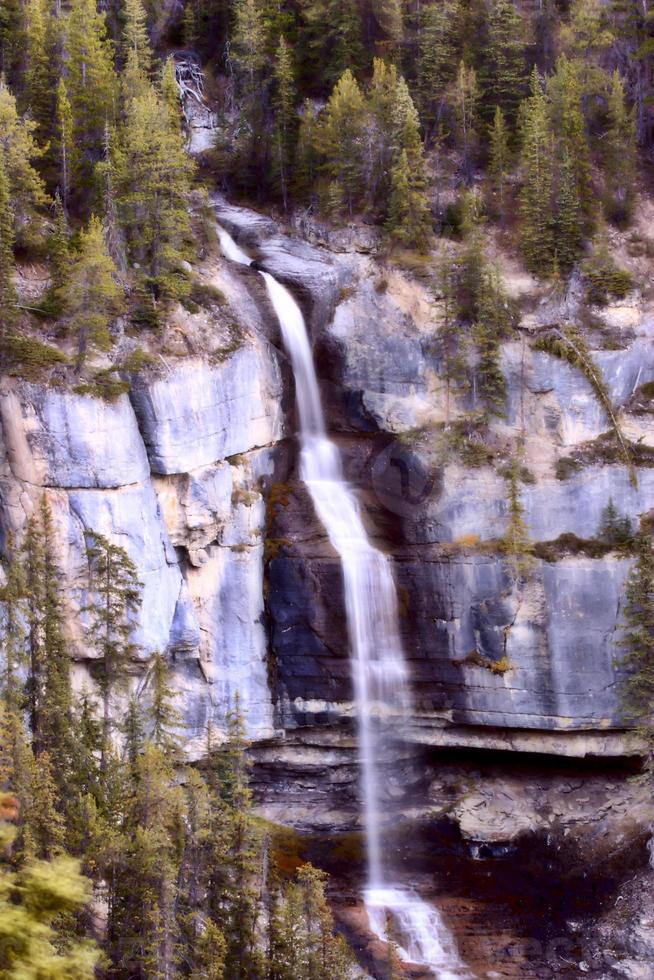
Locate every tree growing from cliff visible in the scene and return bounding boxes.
[599,497,633,547]
[0,148,17,332]
[83,530,142,766]
[58,215,124,369]
[501,461,533,578]
[620,523,654,734]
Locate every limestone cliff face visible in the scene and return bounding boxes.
[2,198,653,771]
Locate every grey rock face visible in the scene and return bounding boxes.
[130,350,284,475]
[0,381,149,488]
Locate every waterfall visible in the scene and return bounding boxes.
[218,225,468,978]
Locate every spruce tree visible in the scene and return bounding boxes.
[48,193,71,299]
[273,36,296,211]
[0,148,17,332]
[453,61,479,181]
[146,651,182,756]
[620,523,654,733]
[553,149,583,273]
[83,530,142,764]
[548,56,592,220]
[386,149,432,250]
[519,68,554,272]
[416,0,461,134]
[232,0,267,91]
[0,80,48,247]
[316,69,366,215]
[55,79,73,210]
[24,0,53,147]
[59,215,124,369]
[483,0,526,124]
[298,0,364,88]
[502,461,533,578]
[65,0,117,187]
[114,84,194,299]
[488,105,510,221]
[121,0,152,102]
[605,69,637,225]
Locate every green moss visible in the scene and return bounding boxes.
[532,532,629,562]
[73,368,130,402]
[1,334,68,379]
[457,651,513,674]
[121,347,157,373]
[582,254,633,305]
[182,278,227,312]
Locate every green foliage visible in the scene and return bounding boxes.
[0,147,17,331]
[501,459,533,578]
[58,215,124,369]
[619,524,654,735]
[598,497,633,547]
[298,0,364,88]
[416,0,461,133]
[0,79,48,247]
[482,0,527,124]
[604,70,637,225]
[488,106,510,220]
[519,69,554,272]
[316,69,366,215]
[583,234,634,304]
[114,84,195,300]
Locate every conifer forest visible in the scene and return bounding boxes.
[1,0,654,977]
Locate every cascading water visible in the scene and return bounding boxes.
[218,225,468,978]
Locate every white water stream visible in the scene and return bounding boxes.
[218,225,467,978]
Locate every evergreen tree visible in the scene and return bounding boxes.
[553,149,583,272]
[605,69,637,225]
[83,530,141,764]
[502,461,533,578]
[298,0,364,89]
[488,105,510,221]
[0,0,23,82]
[55,79,73,210]
[0,148,17,332]
[65,0,117,187]
[58,215,124,369]
[386,148,432,249]
[294,99,320,201]
[122,0,153,102]
[620,523,654,731]
[273,36,296,211]
[232,0,267,90]
[483,0,526,124]
[0,80,48,247]
[0,852,101,976]
[146,651,182,756]
[548,56,592,219]
[373,0,403,64]
[114,85,194,299]
[453,61,479,181]
[48,193,71,299]
[416,0,461,135]
[519,69,554,272]
[599,497,633,547]
[316,69,366,215]
[24,0,53,147]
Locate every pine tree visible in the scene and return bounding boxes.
[0,852,101,976]
[48,193,71,299]
[316,69,366,215]
[146,652,182,756]
[599,497,633,546]
[488,105,510,221]
[24,0,53,146]
[502,461,533,578]
[66,0,117,187]
[620,523,654,732]
[122,0,152,102]
[0,148,17,333]
[298,0,364,88]
[0,0,23,82]
[453,61,479,181]
[373,0,403,64]
[55,79,73,210]
[386,149,432,250]
[416,0,461,134]
[83,530,142,764]
[0,80,48,247]
[483,0,526,124]
[548,56,592,219]
[58,215,124,369]
[273,36,296,211]
[294,99,320,201]
[232,0,267,91]
[605,69,637,225]
[553,149,583,272]
[519,68,554,272]
[114,84,194,299]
